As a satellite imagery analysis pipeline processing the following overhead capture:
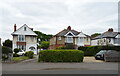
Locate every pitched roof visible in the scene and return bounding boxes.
[11,24,37,36]
[93,31,118,39]
[54,26,90,37]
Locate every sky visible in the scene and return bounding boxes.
[0,0,119,42]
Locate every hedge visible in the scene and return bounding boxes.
[78,46,120,56]
[38,50,84,62]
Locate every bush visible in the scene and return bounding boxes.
[38,49,84,62]
[13,53,19,57]
[25,51,34,58]
[14,48,21,54]
[2,46,12,54]
[2,46,12,61]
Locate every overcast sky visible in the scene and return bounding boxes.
[0,0,119,42]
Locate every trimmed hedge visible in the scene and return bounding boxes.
[38,50,84,62]
[78,46,120,56]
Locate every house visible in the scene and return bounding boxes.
[11,24,37,54]
[49,26,91,49]
[91,28,120,46]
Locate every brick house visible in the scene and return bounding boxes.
[49,26,91,49]
[11,24,37,54]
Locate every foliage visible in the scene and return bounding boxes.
[13,53,19,57]
[38,49,84,62]
[56,46,65,49]
[41,41,49,49]
[91,33,101,38]
[25,51,34,58]
[14,48,21,54]
[2,46,13,61]
[2,46,12,54]
[3,39,12,48]
[78,46,120,56]
[64,43,75,49]
[34,31,53,44]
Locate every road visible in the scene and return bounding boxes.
[2,57,119,74]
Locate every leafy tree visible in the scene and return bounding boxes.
[3,39,12,48]
[34,31,53,44]
[91,33,101,38]
[41,41,49,49]
[2,46,12,54]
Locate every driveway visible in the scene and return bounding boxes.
[83,56,104,62]
[2,56,118,74]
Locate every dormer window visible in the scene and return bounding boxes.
[24,27,26,31]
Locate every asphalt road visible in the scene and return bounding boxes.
[2,57,119,74]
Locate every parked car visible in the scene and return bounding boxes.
[104,50,120,62]
[95,50,107,60]
[13,50,25,56]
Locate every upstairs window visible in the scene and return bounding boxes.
[18,35,25,41]
[24,27,26,31]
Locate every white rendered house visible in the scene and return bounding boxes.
[11,24,37,54]
[91,28,120,46]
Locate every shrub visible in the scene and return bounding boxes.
[13,53,19,57]
[38,49,84,62]
[14,48,21,54]
[2,46,12,60]
[2,46,12,54]
[25,51,34,58]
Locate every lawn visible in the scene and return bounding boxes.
[12,56,29,62]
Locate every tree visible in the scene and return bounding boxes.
[91,33,101,38]
[3,39,12,48]
[34,31,53,44]
[41,41,49,49]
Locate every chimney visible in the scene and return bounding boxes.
[14,24,17,32]
[67,26,71,30]
[108,28,113,32]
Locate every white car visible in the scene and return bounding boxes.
[13,50,25,56]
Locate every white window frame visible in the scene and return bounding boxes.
[66,36,73,43]
[58,36,61,40]
[18,35,25,42]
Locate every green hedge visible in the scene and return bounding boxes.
[25,51,34,59]
[78,46,120,56]
[38,50,84,62]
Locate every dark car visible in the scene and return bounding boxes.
[95,50,107,60]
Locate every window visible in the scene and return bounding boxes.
[66,37,73,43]
[24,27,26,31]
[58,36,61,40]
[18,35,25,41]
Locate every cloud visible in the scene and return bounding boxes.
[0,0,119,42]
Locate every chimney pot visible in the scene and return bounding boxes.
[108,28,113,32]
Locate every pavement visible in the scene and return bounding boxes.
[2,56,119,74]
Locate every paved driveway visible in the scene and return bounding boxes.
[83,56,104,62]
[2,56,118,74]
